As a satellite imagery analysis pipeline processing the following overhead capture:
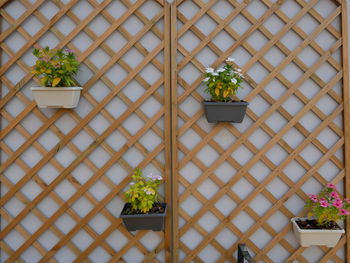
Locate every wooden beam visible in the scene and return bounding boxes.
[341,0,350,261]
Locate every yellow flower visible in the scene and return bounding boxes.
[215,88,220,96]
[52,77,61,87]
[223,90,229,98]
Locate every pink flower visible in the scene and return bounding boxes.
[345,198,350,204]
[146,173,163,181]
[308,194,318,202]
[339,209,350,215]
[65,48,75,53]
[330,191,339,199]
[326,183,336,189]
[332,199,343,208]
[320,200,329,207]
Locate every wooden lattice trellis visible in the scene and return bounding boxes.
[1,0,171,262]
[171,0,350,262]
[1,0,350,262]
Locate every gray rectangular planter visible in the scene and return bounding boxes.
[203,101,249,123]
[120,203,167,231]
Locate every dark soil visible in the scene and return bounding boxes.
[122,203,165,215]
[296,219,341,230]
[205,100,247,103]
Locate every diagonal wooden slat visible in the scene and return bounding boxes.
[0,0,46,42]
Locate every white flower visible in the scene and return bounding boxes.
[212,72,219,76]
[203,77,210,82]
[143,189,153,195]
[226,57,235,63]
[231,78,237,84]
[147,173,163,181]
[130,182,135,185]
[205,67,215,73]
[236,68,242,72]
[217,67,225,73]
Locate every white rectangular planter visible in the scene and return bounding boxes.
[31,87,83,108]
[291,217,344,247]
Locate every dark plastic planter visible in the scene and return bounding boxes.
[203,101,249,123]
[120,203,167,231]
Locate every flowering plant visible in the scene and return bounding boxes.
[203,57,244,102]
[305,183,350,227]
[32,46,79,87]
[124,168,163,213]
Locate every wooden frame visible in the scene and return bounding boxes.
[1,0,349,262]
[341,0,350,260]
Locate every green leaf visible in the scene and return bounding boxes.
[40,76,48,86]
[33,48,39,57]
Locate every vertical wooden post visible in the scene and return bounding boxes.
[0,0,2,213]
[164,1,172,262]
[170,0,179,262]
[342,0,350,261]
[164,0,179,262]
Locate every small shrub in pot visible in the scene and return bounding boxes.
[202,58,248,123]
[291,183,350,247]
[31,46,82,108]
[304,183,350,228]
[203,57,244,102]
[32,46,80,87]
[120,168,167,231]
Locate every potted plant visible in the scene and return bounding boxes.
[120,168,167,231]
[202,57,248,123]
[291,183,350,247]
[31,46,82,108]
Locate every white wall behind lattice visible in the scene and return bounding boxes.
[1,0,349,262]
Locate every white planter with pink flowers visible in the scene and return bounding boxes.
[291,217,344,247]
